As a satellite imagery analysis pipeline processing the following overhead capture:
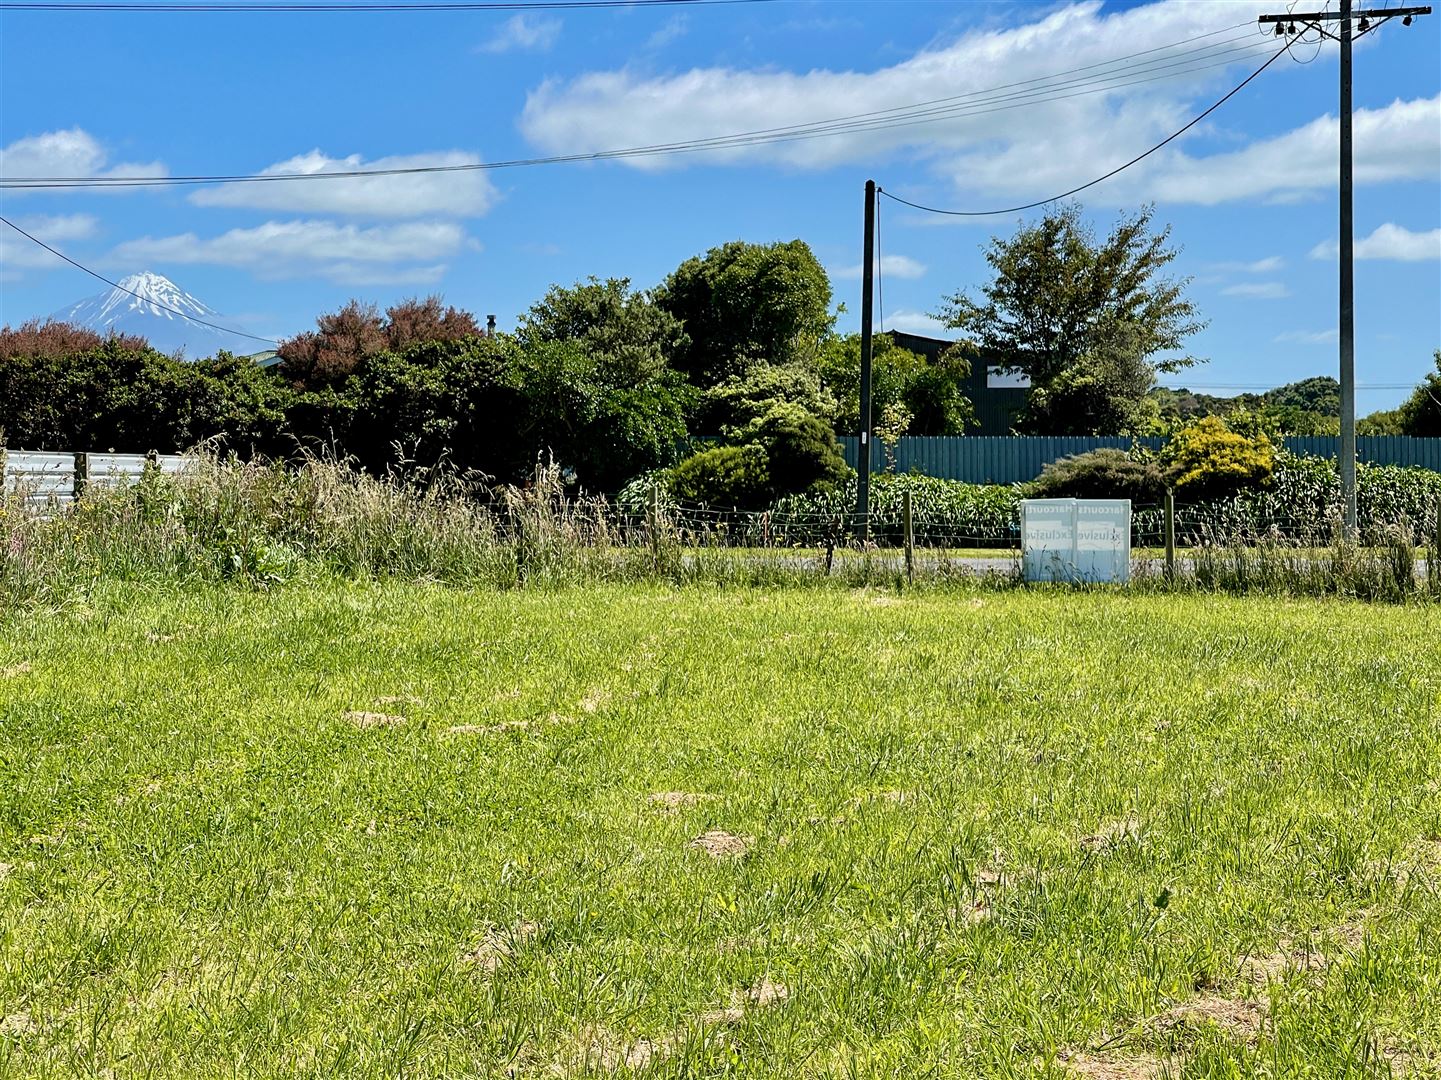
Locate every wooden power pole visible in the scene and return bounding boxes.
[856,179,876,541]
[1258,3,1430,536]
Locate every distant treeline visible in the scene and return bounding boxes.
[0,241,978,492]
[3,235,1437,495]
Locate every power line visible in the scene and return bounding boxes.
[0,0,765,10]
[0,214,280,346]
[878,42,1292,217]
[2,24,1276,189]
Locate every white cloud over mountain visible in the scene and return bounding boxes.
[111,219,471,285]
[190,150,498,219]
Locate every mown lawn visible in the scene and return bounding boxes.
[1,582,1439,1078]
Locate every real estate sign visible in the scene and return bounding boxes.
[1020,498,1131,583]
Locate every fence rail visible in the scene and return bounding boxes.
[1,450,191,506]
[833,435,1441,485]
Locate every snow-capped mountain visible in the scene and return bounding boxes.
[49,272,266,358]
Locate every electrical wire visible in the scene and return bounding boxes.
[2,23,1274,189]
[0,214,280,345]
[0,0,766,10]
[878,42,1292,218]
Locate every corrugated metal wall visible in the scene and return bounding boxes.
[2,451,192,507]
[840,436,1441,485]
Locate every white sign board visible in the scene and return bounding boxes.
[1021,498,1131,582]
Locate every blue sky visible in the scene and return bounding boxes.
[1,0,1437,412]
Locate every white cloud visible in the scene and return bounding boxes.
[1130,95,1441,205]
[1310,223,1441,262]
[884,309,950,337]
[189,149,497,219]
[517,0,1436,212]
[1211,256,1284,274]
[479,13,560,54]
[0,213,98,280]
[832,254,927,281]
[1276,328,1339,345]
[1221,281,1289,299]
[111,219,471,285]
[519,0,1279,177]
[0,128,166,192]
[646,14,688,49]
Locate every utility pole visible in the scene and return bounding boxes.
[856,178,876,541]
[1259,4,1429,537]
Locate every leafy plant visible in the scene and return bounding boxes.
[1162,415,1274,497]
[1029,448,1167,503]
[668,444,771,509]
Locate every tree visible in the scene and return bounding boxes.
[697,362,836,438]
[1,319,149,360]
[1395,350,1441,437]
[516,277,685,384]
[941,204,1203,435]
[0,339,294,454]
[278,295,481,390]
[336,335,524,479]
[510,338,692,492]
[658,239,834,388]
[816,332,975,436]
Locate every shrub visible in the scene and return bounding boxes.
[739,404,850,497]
[1163,416,1274,497]
[1029,448,1166,503]
[669,444,771,509]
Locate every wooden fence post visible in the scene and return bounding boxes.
[648,480,661,573]
[73,452,90,501]
[903,487,915,584]
[1164,488,1176,581]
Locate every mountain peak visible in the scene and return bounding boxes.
[115,270,182,297]
[50,272,262,358]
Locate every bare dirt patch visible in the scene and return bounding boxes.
[1150,993,1266,1043]
[460,921,539,975]
[561,1025,686,1072]
[344,710,406,729]
[0,1011,38,1037]
[1056,1049,1177,1079]
[375,694,424,707]
[697,977,791,1025]
[578,688,610,714]
[1080,815,1143,852]
[690,830,752,859]
[649,791,716,811]
[1,662,32,679]
[1240,923,1365,985]
[447,720,531,735]
[0,863,13,884]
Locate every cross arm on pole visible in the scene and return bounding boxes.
[1258,7,1429,21]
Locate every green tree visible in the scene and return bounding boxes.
[1395,350,1441,437]
[941,204,1203,435]
[696,362,835,438]
[337,335,524,479]
[516,277,686,384]
[658,239,834,388]
[511,339,691,492]
[816,332,975,436]
[0,339,295,454]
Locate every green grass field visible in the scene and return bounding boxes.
[2,582,1440,1078]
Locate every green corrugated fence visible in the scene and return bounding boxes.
[836,435,1441,485]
